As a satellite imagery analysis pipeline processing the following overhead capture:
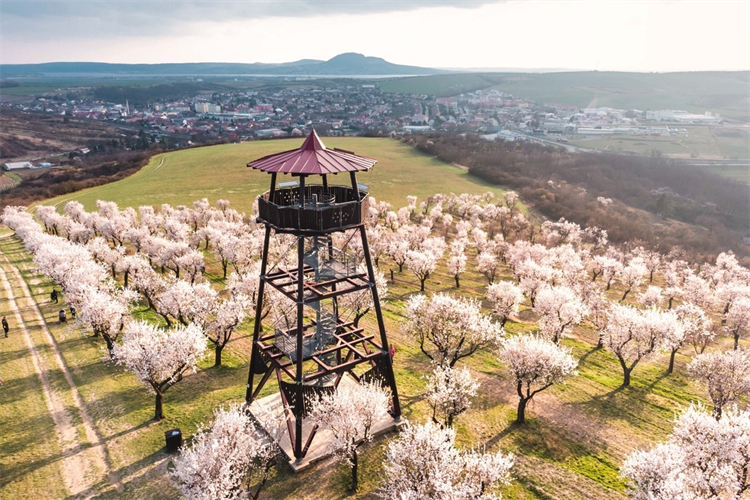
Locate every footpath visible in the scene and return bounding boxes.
[0,237,120,499]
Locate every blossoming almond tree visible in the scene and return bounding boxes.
[653,308,685,374]
[337,265,387,327]
[156,279,217,327]
[600,304,669,387]
[533,285,586,344]
[307,382,390,492]
[113,320,207,420]
[618,257,647,302]
[622,404,750,499]
[499,334,578,424]
[425,364,479,428]
[675,302,714,355]
[725,296,750,350]
[447,240,467,288]
[688,349,750,420]
[405,249,438,292]
[477,252,499,284]
[402,293,504,367]
[172,404,283,500]
[378,421,514,500]
[205,293,251,367]
[75,284,137,357]
[486,281,524,326]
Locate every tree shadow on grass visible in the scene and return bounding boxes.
[66,447,171,500]
[577,345,601,366]
[484,422,518,450]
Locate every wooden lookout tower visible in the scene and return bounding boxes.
[245,130,401,464]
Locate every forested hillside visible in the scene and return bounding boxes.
[410,134,750,262]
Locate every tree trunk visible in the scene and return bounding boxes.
[668,297,674,309]
[350,449,359,492]
[353,314,364,328]
[160,313,172,328]
[420,278,425,292]
[390,269,394,283]
[398,263,403,273]
[622,367,632,387]
[124,270,129,288]
[105,336,115,359]
[734,332,740,350]
[154,392,164,421]
[214,344,223,367]
[713,405,722,421]
[668,348,677,374]
[222,261,228,279]
[516,396,527,424]
[620,288,631,302]
[455,275,460,288]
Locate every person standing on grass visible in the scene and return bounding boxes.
[51,289,58,304]
[2,317,8,337]
[59,309,66,323]
[69,306,76,319]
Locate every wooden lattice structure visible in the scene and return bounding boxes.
[245,130,401,461]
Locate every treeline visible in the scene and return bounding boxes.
[0,152,151,210]
[93,82,225,106]
[409,134,749,262]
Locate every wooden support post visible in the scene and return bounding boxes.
[246,225,272,403]
[269,172,277,202]
[294,234,305,459]
[359,224,402,417]
[350,172,360,201]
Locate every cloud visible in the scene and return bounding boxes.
[1,0,503,41]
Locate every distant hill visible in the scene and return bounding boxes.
[0,53,443,78]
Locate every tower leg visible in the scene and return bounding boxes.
[294,235,305,459]
[246,225,272,403]
[359,225,402,417]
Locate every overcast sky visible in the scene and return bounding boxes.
[1,0,748,72]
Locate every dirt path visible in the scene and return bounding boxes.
[0,250,121,497]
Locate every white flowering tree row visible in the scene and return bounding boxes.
[5,188,750,498]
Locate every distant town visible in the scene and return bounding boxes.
[1,81,724,169]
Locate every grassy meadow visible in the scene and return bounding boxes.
[0,216,724,499]
[41,138,505,214]
[566,125,750,161]
[1,137,738,499]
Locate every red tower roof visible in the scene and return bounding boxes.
[247,129,377,175]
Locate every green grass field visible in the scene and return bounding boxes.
[569,126,723,158]
[2,137,740,499]
[42,138,505,214]
[566,125,750,161]
[379,71,750,122]
[0,222,723,499]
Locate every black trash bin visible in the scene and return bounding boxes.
[165,428,182,453]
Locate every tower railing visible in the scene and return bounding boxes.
[257,185,368,233]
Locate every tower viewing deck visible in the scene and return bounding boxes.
[256,184,368,233]
[249,129,375,234]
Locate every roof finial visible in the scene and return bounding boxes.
[301,128,326,151]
